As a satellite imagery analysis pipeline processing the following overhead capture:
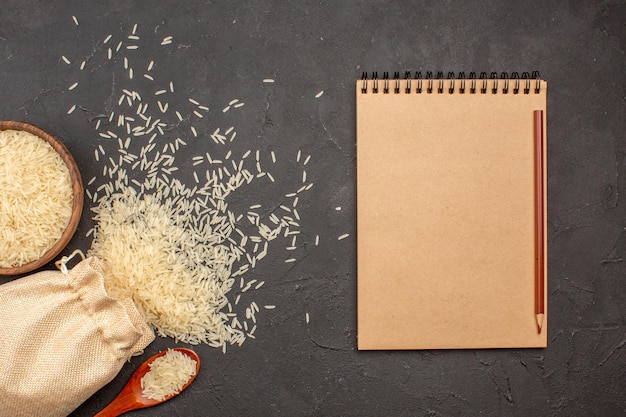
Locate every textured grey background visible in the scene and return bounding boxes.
[1,1,625,416]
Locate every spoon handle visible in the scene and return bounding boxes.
[93,398,138,417]
[93,386,141,417]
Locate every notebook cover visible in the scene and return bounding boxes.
[356,78,548,350]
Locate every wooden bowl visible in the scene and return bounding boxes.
[0,121,83,276]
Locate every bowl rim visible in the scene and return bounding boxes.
[0,120,84,276]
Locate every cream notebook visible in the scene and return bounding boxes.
[356,72,548,350]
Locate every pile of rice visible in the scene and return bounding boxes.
[0,129,73,268]
[141,349,197,401]
[89,186,237,346]
[63,22,313,350]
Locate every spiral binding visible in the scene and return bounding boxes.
[360,71,541,94]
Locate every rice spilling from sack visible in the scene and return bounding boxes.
[141,349,197,401]
[89,186,237,345]
[0,129,73,268]
[65,22,314,350]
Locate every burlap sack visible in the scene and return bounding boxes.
[0,254,155,417]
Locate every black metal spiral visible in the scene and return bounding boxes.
[360,71,542,94]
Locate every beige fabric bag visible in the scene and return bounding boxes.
[0,254,154,417]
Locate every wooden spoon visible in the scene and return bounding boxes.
[94,348,200,417]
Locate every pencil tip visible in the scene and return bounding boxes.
[535,313,544,334]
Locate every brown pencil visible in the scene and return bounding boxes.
[534,110,545,334]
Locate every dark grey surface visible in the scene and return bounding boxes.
[1,1,625,416]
